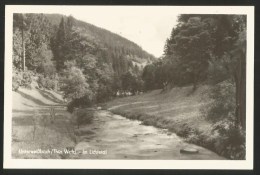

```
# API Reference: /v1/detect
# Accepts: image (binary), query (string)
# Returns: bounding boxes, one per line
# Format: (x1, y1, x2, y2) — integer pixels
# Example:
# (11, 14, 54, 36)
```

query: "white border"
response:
(4, 5, 254, 169)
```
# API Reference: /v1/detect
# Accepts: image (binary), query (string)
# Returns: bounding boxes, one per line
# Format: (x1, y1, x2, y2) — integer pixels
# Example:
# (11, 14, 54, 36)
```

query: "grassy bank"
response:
(12, 86, 83, 159)
(105, 85, 232, 159)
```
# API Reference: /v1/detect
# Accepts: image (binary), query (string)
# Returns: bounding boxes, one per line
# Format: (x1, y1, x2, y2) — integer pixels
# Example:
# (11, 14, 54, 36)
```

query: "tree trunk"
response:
(234, 51, 246, 130)
(239, 52, 246, 130)
(234, 74, 240, 128)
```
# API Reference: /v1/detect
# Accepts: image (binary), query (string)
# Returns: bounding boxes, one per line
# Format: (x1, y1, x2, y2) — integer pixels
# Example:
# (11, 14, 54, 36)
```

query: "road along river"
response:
(71, 110, 225, 160)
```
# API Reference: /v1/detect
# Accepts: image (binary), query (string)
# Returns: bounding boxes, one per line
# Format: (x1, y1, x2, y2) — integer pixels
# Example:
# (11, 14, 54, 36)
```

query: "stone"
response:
(180, 148, 199, 154)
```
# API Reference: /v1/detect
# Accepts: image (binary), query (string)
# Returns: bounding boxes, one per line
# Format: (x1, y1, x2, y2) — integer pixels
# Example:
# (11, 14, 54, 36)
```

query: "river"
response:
(72, 110, 225, 160)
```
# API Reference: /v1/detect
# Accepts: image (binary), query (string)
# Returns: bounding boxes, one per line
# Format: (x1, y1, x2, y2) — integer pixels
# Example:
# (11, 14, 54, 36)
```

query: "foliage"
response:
(142, 64, 157, 90)
(121, 71, 143, 94)
(207, 57, 229, 84)
(37, 58, 57, 78)
(95, 63, 115, 102)
(12, 67, 22, 91)
(13, 13, 151, 110)
(12, 28, 23, 69)
(12, 68, 33, 91)
(61, 66, 92, 102)
(67, 96, 93, 113)
(204, 81, 236, 122)
(165, 16, 214, 89)
(20, 71, 33, 88)
(211, 119, 245, 159)
(37, 75, 58, 90)
(201, 80, 245, 159)
(25, 14, 54, 71)
(144, 14, 246, 129)
(141, 14, 246, 159)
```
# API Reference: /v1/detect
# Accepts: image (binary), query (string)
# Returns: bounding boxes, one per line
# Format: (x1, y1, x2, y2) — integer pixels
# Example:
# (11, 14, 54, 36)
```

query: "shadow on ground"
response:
(17, 90, 48, 106)
(37, 89, 64, 104)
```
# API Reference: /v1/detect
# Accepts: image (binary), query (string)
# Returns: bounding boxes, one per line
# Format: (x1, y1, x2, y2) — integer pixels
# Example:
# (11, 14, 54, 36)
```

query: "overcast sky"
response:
(56, 6, 179, 57)
(10, 6, 251, 57)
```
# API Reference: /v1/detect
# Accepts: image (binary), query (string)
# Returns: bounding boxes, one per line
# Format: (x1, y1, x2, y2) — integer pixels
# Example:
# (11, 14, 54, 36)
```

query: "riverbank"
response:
(12, 86, 226, 160)
(11, 87, 225, 159)
(105, 85, 230, 159)
(72, 110, 224, 159)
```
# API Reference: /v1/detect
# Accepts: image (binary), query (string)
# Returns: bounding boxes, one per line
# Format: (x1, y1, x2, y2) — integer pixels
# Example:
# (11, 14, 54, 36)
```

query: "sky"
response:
(10, 6, 251, 57)
(56, 6, 179, 57)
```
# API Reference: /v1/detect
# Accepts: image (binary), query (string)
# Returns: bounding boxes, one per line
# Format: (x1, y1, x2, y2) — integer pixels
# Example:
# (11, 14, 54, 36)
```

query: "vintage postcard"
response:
(4, 5, 254, 169)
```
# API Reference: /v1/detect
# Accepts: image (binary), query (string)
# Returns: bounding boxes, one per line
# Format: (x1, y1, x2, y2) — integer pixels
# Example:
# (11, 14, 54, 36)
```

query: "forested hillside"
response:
(12, 13, 155, 111)
(45, 13, 155, 68)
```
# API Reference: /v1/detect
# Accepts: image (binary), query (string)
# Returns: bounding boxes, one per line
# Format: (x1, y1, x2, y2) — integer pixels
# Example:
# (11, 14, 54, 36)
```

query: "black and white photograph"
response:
(4, 5, 254, 169)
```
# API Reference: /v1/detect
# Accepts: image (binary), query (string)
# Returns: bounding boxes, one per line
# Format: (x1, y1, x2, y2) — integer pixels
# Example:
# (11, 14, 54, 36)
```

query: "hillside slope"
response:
(13, 86, 64, 111)
(12, 87, 76, 159)
(106, 85, 212, 133)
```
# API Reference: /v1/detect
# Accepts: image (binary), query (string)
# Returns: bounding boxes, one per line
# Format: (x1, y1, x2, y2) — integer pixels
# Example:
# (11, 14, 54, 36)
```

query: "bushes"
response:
(67, 96, 93, 113)
(37, 75, 57, 90)
(12, 69, 33, 91)
(211, 119, 245, 159)
(205, 81, 236, 122)
(21, 71, 33, 88)
(12, 68, 22, 91)
(12, 67, 58, 91)
(201, 81, 245, 159)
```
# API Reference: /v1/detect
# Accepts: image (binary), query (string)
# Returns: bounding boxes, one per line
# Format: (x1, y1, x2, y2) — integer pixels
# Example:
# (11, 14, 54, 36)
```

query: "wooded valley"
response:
(12, 13, 246, 160)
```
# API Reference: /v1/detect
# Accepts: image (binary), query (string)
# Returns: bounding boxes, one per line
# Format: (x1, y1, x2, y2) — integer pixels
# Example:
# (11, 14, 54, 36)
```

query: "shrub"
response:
(207, 58, 229, 84)
(212, 119, 245, 159)
(203, 81, 236, 122)
(201, 81, 245, 159)
(21, 71, 33, 88)
(37, 75, 57, 90)
(177, 123, 193, 138)
(12, 69, 33, 91)
(67, 96, 93, 113)
(12, 68, 22, 91)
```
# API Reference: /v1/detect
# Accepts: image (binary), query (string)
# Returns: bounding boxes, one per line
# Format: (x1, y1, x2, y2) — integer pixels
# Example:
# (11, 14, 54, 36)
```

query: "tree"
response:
(13, 28, 23, 70)
(121, 71, 139, 94)
(162, 15, 246, 129)
(61, 66, 92, 102)
(52, 17, 67, 71)
(13, 14, 28, 71)
(214, 16, 246, 129)
(13, 14, 55, 72)
(203, 15, 246, 129)
(96, 63, 115, 102)
(142, 64, 156, 91)
(170, 16, 213, 90)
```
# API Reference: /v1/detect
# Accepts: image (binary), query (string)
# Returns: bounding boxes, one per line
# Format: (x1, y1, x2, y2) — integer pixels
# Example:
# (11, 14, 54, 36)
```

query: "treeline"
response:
(142, 14, 246, 159)
(143, 14, 246, 128)
(12, 13, 153, 111)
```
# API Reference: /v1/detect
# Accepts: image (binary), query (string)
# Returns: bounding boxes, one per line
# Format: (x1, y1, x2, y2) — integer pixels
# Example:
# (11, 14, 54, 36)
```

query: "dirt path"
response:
(73, 110, 225, 160)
